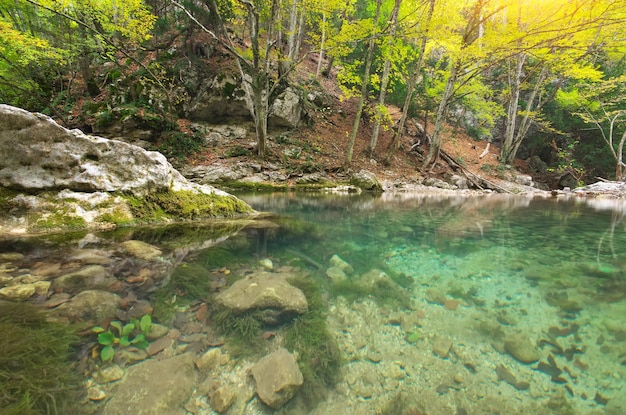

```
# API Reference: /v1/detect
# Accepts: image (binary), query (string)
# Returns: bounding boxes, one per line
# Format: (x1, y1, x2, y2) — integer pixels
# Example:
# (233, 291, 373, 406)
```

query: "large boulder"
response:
(251, 348, 303, 409)
(269, 87, 302, 128)
(350, 170, 383, 192)
(187, 74, 251, 123)
(0, 104, 230, 197)
(215, 271, 308, 324)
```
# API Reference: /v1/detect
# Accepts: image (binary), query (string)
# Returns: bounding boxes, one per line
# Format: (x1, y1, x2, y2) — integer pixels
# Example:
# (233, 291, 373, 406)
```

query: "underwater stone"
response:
(119, 240, 162, 260)
(52, 265, 114, 292)
(432, 338, 453, 358)
(326, 266, 347, 283)
(215, 271, 308, 322)
(251, 348, 303, 409)
(195, 347, 228, 371)
(103, 352, 197, 415)
(329, 254, 354, 274)
(208, 383, 236, 413)
(53, 290, 120, 323)
(504, 333, 540, 364)
(0, 283, 36, 300)
(93, 364, 124, 384)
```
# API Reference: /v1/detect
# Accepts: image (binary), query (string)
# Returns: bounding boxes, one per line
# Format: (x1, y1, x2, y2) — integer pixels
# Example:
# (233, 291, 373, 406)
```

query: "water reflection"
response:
(1, 193, 626, 414)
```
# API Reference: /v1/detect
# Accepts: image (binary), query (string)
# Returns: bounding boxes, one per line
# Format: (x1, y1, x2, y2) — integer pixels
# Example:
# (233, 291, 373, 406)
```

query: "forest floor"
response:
(187, 53, 540, 192)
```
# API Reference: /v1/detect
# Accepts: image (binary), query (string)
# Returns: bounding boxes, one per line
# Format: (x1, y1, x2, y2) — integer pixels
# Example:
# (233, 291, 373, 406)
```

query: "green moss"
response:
(222, 181, 290, 192)
(32, 210, 87, 231)
(125, 190, 253, 223)
(0, 303, 83, 415)
(96, 206, 134, 226)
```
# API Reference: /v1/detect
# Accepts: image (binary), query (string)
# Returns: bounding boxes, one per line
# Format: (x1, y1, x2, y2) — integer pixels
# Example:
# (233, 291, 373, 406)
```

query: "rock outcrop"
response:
(0, 105, 254, 234)
(0, 104, 229, 196)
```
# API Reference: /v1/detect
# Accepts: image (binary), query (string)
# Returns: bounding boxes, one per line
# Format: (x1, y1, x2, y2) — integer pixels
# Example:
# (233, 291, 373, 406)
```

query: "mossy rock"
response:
(125, 190, 254, 222)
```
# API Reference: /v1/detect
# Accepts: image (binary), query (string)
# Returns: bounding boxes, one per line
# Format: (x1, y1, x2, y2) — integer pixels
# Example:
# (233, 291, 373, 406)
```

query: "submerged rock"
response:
(215, 271, 308, 324)
(52, 290, 120, 323)
(251, 348, 303, 409)
(103, 353, 197, 415)
(119, 240, 163, 260)
(504, 333, 540, 364)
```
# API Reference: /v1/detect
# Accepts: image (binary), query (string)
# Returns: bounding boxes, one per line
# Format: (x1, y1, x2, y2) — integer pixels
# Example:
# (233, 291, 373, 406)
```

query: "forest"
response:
(2, 0, 626, 182)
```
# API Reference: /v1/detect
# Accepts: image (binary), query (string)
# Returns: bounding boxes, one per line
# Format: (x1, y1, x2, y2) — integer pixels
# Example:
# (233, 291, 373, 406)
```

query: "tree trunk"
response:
(386, 0, 434, 164)
(345, 0, 383, 167)
(422, 63, 458, 170)
(500, 53, 525, 164)
(316, 12, 327, 76)
(368, 0, 402, 158)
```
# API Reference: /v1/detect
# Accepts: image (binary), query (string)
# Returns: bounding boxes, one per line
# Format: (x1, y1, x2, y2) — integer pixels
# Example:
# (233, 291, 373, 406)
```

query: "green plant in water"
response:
(0, 302, 83, 415)
(405, 330, 421, 344)
(285, 277, 342, 407)
(92, 315, 152, 362)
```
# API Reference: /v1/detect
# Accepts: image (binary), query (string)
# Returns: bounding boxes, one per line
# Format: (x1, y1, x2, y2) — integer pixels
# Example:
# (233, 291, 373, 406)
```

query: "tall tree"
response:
(344, 0, 383, 166)
(0, 0, 156, 110)
(496, 0, 622, 165)
(385, 0, 434, 164)
(561, 75, 626, 180)
(367, 0, 401, 158)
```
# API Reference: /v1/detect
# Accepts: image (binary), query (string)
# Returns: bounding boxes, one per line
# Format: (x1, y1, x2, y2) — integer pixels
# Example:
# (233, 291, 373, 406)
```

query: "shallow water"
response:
(2, 192, 626, 414)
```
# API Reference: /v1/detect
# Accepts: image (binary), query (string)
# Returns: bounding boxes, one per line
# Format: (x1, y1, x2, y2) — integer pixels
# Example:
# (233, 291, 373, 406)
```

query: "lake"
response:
(1, 191, 625, 414)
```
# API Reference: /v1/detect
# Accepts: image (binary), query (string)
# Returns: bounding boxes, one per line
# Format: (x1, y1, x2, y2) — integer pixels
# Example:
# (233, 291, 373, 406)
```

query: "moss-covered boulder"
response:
(0, 105, 254, 235)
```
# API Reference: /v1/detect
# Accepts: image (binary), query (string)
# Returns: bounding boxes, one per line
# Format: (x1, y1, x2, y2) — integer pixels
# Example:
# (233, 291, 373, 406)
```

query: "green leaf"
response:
(92, 326, 105, 334)
(121, 323, 135, 337)
(140, 314, 152, 334)
(101, 345, 115, 362)
(131, 334, 149, 349)
(119, 336, 131, 347)
(98, 331, 115, 346)
(110, 321, 123, 335)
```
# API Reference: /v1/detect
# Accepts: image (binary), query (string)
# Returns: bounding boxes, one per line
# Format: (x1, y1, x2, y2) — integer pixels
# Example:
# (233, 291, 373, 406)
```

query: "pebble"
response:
(504, 333, 540, 363)
(433, 338, 453, 358)
(444, 299, 460, 310)
(93, 364, 124, 384)
(87, 387, 107, 401)
(425, 288, 447, 305)
(0, 283, 36, 300)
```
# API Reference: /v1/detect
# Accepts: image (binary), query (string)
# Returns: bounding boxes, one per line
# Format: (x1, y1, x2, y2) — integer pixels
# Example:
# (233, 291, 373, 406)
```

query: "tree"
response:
(0, 0, 156, 110)
(496, 0, 622, 165)
(367, 0, 401, 158)
(174, 0, 324, 158)
(385, 0, 434, 164)
(561, 75, 626, 180)
(344, 0, 383, 166)
(421, 0, 503, 170)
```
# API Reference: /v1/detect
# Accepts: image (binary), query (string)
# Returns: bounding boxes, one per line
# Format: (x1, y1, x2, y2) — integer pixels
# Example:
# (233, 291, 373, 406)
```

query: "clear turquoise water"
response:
(2, 192, 626, 414)
(231, 192, 626, 414)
